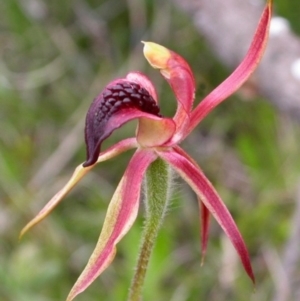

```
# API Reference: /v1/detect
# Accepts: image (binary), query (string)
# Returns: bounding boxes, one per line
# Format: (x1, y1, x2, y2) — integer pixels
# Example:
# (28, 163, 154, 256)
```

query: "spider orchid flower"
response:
(21, 1, 272, 300)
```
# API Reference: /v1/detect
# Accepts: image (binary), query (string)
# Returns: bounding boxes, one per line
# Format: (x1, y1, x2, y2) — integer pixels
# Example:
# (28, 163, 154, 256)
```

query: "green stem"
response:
(127, 158, 172, 301)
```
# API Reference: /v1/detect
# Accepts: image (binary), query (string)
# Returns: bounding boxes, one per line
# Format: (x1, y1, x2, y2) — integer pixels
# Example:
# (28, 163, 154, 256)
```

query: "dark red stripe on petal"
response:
(84, 80, 161, 167)
(200, 201, 210, 265)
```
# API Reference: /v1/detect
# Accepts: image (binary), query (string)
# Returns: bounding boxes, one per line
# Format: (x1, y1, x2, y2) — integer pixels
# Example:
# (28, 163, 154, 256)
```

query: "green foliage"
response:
(1, 0, 300, 301)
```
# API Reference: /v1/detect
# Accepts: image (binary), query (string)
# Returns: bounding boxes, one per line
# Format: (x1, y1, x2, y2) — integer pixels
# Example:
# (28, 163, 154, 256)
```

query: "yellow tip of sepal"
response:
(142, 41, 171, 70)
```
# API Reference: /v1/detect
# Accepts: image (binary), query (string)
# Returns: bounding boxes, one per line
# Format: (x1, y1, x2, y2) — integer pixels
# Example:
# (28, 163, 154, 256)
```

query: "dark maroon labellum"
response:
(83, 81, 161, 167)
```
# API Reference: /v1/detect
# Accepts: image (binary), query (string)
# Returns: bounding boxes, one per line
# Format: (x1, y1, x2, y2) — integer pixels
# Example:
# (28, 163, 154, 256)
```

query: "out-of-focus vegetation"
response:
(1, 0, 300, 301)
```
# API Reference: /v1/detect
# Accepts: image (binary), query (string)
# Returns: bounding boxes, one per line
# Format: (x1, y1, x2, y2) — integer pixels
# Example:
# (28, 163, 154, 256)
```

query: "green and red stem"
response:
(128, 158, 172, 301)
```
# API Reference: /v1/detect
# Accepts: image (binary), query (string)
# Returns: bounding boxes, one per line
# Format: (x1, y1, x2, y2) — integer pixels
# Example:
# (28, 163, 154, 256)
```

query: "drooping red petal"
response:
(158, 149, 254, 282)
(200, 200, 210, 265)
(66, 149, 157, 301)
(20, 138, 138, 238)
(84, 78, 162, 166)
(143, 42, 195, 142)
(186, 0, 272, 137)
(173, 146, 210, 263)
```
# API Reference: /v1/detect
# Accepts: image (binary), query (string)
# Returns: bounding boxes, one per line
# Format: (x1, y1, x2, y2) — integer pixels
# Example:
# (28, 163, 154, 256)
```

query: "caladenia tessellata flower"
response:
(20, 1, 272, 300)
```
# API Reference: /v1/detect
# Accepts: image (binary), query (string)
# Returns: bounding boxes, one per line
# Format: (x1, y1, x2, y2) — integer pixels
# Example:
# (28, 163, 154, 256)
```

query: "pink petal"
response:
(66, 149, 157, 301)
(143, 42, 195, 142)
(158, 149, 254, 282)
(187, 0, 272, 137)
(84, 79, 162, 166)
(20, 138, 138, 238)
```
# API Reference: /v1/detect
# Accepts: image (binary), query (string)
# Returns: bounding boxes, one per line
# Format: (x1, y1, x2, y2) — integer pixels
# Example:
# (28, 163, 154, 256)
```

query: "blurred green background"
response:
(1, 0, 300, 300)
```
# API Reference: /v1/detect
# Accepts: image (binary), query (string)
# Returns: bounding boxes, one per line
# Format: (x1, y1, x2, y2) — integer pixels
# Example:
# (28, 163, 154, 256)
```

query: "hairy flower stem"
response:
(128, 158, 172, 301)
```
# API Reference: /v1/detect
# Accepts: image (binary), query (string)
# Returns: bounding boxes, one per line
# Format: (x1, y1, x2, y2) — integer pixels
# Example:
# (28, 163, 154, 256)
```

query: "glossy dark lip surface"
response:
(83, 81, 161, 167)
